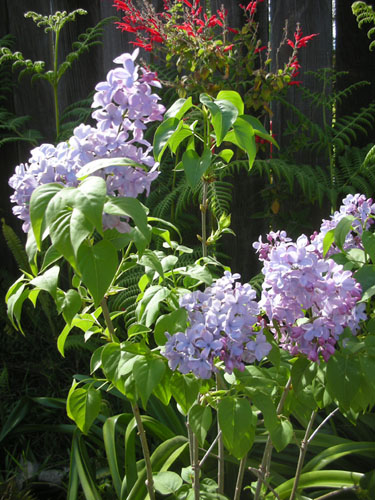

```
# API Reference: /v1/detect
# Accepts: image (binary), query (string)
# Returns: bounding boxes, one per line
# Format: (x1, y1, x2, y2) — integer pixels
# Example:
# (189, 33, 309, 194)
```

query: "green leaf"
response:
(216, 90, 244, 115)
(200, 93, 239, 146)
(7, 284, 29, 333)
(334, 215, 355, 250)
(171, 374, 200, 415)
(354, 264, 375, 293)
(103, 413, 133, 498)
(77, 240, 118, 307)
(101, 342, 144, 394)
(241, 115, 278, 148)
(133, 356, 166, 408)
(268, 470, 363, 499)
(362, 230, 375, 261)
(326, 353, 362, 410)
(168, 123, 194, 154)
(30, 265, 60, 299)
(232, 116, 257, 168)
(41, 245, 62, 272)
(269, 419, 293, 453)
(323, 229, 335, 257)
(154, 471, 183, 495)
(136, 286, 171, 327)
(218, 149, 234, 163)
(154, 308, 188, 346)
(154, 117, 180, 161)
(182, 147, 212, 189)
(126, 436, 188, 500)
(139, 249, 164, 278)
(189, 404, 212, 446)
(164, 97, 193, 120)
(71, 431, 102, 500)
(56, 289, 82, 325)
(77, 157, 147, 180)
(304, 441, 375, 473)
(212, 99, 239, 146)
(45, 189, 76, 266)
(218, 397, 255, 459)
(67, 382, 102, 434)
(104, 196, 150, 243)
(30, 183, 64, 249)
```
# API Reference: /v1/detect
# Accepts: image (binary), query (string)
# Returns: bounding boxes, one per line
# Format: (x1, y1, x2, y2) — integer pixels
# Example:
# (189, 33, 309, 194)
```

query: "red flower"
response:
(182, 0, 193, 7)
(223, 44, 234, 52)
(288, 80, 302, 86)
(255, 45, 267, 53)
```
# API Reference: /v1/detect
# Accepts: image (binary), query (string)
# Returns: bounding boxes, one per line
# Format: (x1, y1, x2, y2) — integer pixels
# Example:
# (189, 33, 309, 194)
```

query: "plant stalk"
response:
(216, 374, 224, 494)
(233, 455, 247, 500)
(289, 409, 317, 500)
(200, 179, 208, 258)
(132, 402, 156, 500)
(254, 377, 292, 500)
(100, 297, 115, 342)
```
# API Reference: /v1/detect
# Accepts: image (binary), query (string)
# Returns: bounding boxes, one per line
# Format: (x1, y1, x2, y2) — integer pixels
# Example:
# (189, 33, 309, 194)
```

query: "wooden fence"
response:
(1, 0, 375, 276)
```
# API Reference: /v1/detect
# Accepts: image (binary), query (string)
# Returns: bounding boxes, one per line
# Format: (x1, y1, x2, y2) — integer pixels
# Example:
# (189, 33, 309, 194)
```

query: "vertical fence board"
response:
(271, 0, 332, 165)
(336, 0, 375, 148)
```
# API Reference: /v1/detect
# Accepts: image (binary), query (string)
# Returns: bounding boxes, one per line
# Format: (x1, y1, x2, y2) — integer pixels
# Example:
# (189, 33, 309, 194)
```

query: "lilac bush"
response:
(162, 271, 272, 378)
(255, 226, 366, 362)
(310, 193, 375, 256)
(9, 48, 165, 232)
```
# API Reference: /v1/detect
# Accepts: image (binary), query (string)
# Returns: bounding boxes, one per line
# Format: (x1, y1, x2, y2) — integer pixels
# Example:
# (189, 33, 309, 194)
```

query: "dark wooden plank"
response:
(336, 0, 375, 147)
(270, 0, 332, 164)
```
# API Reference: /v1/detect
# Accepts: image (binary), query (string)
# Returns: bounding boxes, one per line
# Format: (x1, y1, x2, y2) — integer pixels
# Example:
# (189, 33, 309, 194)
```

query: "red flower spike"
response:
(223, 44, 234, 52)
(182, 0, 193, 7)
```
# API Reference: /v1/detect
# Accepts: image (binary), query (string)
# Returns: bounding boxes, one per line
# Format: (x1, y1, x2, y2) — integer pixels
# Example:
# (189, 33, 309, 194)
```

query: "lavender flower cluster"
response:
(9, 49, 165, 233)
(253, 194, 370, 362)
(310, 193, 375, 256)
(162, 271, 272, 379)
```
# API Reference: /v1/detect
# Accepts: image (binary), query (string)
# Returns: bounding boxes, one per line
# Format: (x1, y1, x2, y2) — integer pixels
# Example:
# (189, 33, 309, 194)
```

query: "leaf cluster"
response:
(352, 1, 375, 51)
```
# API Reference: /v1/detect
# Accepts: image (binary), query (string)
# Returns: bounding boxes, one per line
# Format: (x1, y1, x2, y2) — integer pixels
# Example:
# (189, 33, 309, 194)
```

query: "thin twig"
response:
(216, 374, 225, 494)
(308, 407, 340, 444)
(254, 377, 292, 500)
(289, 409, 317, 500)
(100, 297, 115, 342)
(199, 431, 222, 468)
(233, 455, 247, 500)
(315, 487, 357, 499)
(132, 403, 155, 500)
(249, 467, 281, 500)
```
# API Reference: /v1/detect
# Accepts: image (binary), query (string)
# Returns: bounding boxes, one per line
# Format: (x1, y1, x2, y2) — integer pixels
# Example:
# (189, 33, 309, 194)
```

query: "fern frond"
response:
(61, 17, 117, 80)
(352, 1, 375, 50)
(1, 220, 30, 272)
(208, 179, 233, 218)
(362, 144, 375, 169)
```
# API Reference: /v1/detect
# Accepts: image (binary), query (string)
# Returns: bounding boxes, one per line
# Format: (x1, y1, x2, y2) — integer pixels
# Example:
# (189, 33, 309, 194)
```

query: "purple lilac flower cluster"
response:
(310, 193, 375, 257)
(9, 48, 165, 232)
(255, 231, 366, 362)
(162, 271, 272, 379)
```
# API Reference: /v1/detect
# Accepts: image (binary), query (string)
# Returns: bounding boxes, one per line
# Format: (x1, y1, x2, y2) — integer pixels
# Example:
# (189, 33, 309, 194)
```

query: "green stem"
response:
(132, 402, 156, 500)
(187, 414, 200, 499)
(216, 374, 224, 494)
(254, 377, 292, 500)
(233, 455, 247, 500)
(289, 409, 317, 500)
(100, 297, 115, 342)
(53, 28, 61, 140)
(201, 179, 208, 258)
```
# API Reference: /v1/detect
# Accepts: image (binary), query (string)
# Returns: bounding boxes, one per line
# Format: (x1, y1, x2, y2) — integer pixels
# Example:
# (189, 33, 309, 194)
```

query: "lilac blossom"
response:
(256, 229, 366, 362)
(310, 193, 375, 257)
(9, 49, 165, 233)
(162, 272, 272, 379)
